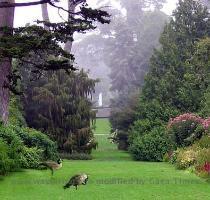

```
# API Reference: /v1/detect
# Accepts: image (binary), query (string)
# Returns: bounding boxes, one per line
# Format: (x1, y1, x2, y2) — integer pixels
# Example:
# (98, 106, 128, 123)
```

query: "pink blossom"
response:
(167, 113, 204, 129)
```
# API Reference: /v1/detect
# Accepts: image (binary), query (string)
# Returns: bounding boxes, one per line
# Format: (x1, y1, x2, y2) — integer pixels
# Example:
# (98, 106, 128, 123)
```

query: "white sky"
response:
(14, 0, 178, 27)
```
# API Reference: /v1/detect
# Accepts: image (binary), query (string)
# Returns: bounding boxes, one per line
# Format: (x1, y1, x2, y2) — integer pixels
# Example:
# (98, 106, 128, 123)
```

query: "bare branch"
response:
(0, 0, 51, 8)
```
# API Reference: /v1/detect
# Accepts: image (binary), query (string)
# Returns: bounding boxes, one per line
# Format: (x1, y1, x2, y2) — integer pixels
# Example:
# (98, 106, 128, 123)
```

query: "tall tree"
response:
(64, 0, 85, 52)
(0, 0, 15, 123)
(20, 0, 103, 153)
(23, 70, 98, 153)
(134, 0, 210, 129)
(128, 0, 210, 160)
(41, 3, 50, 30)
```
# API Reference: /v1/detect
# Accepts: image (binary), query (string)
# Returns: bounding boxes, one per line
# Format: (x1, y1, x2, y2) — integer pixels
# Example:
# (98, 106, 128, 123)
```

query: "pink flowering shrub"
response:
(202, 117, 210, 130)
(167, 113, 206, 147)
(168, 113, 210, 130)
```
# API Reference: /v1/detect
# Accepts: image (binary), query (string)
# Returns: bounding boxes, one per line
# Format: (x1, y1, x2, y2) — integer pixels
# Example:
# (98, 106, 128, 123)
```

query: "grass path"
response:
(1, 119, 210, 199)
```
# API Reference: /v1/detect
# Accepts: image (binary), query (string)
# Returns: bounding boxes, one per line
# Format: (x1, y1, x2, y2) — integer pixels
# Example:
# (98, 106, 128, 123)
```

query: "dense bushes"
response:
(0, 139, 22, 175)
(14, 126, 57, 160)
(0, 124, 58, 175)
(166, 127, 210, 179)
(126, 0, 210, 164)
(129, 127, 171, 161)
(20, 147, 43, 169)
(60, 152, 93, 160)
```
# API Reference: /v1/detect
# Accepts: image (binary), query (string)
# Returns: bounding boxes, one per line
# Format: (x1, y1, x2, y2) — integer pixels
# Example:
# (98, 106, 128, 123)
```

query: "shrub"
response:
(117, 131, 129, 150)
(0, 139, 22, 175)
(196, 148, 210, 168)
(163, 151, 174, 162)
(167, 118, 205, 148)
(129, 126, 171, 161)
(195, 148, 210, 179)
(167, 113, 204, 129)
(0, 139, 11, 175)
(175, 147, 198, 170)
(129, 119, 163, 139)
(109, 130, 129, 150)
(59, 152, 92, 160)
(196, 135, 210, 149)
(169, 150, 179, 164)
(0, 124, 58, 174)
(20, 147, 43, 169)
(13, 126, 58, 160)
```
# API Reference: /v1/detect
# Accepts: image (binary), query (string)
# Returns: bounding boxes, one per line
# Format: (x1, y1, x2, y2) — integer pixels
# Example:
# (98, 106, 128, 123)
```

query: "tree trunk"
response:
(0, 0, 15, 124)
(64, 0, 78, 52)
(41, 3, 50, 30)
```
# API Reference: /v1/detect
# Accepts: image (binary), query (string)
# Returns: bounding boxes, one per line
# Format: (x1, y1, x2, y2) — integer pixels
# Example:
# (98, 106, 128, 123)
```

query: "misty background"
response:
(14, 0, 178, 107)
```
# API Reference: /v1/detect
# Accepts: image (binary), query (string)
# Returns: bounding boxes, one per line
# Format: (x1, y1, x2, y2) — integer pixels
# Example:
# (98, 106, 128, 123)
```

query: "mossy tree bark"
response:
(0, 0, 15, 123)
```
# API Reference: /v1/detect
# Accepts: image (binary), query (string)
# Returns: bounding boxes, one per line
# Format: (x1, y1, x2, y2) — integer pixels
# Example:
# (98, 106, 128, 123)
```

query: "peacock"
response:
(63, 173, 89, 190)
(39, 158, 62, 175)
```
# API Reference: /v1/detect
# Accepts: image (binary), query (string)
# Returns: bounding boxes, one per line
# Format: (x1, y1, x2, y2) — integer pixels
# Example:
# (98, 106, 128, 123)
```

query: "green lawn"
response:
(94, 118, 111, 134)
(1, 119, 210, 200)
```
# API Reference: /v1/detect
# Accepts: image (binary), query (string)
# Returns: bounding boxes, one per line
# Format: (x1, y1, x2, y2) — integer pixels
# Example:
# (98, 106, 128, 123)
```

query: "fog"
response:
(13, 0, 178, 107)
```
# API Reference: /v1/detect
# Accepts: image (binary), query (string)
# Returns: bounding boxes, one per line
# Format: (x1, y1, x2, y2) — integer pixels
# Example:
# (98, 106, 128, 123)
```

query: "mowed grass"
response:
(94, 118, 111, 134)
(1, 119, 210, 200)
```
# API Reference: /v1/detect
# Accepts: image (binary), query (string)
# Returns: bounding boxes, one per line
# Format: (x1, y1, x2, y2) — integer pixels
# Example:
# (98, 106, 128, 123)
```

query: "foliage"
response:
(175, 147, 198, 170)
(194, 147, 210, 179)
(167, 119, 205, 148)
(1, 134, 210, 200)
(169, 135, 210, 179)
(60, 152, 93, 160)
(23, 70, 97, 154)
(75, 0, 168, 150)
(0, 138, 21, 175)
(102, 2, 167, 94)
(129, 126, 171, 161)
(129, 0, 210, 161)
(167, 113, 204, 129)
(109, 92, 139, 150)
(8, 96, 26, 127)
(129, 119, 164, 141)
(13, 126, 58, 160)
(167, 113, 210, 148)
(0, 123, 57, 174)
(19, 147, 43, 169)
(136, 0, 210, 120)
(196, 135, 210, 149)
(0, 2, 110, 93)
(73, 1, 167, 105)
